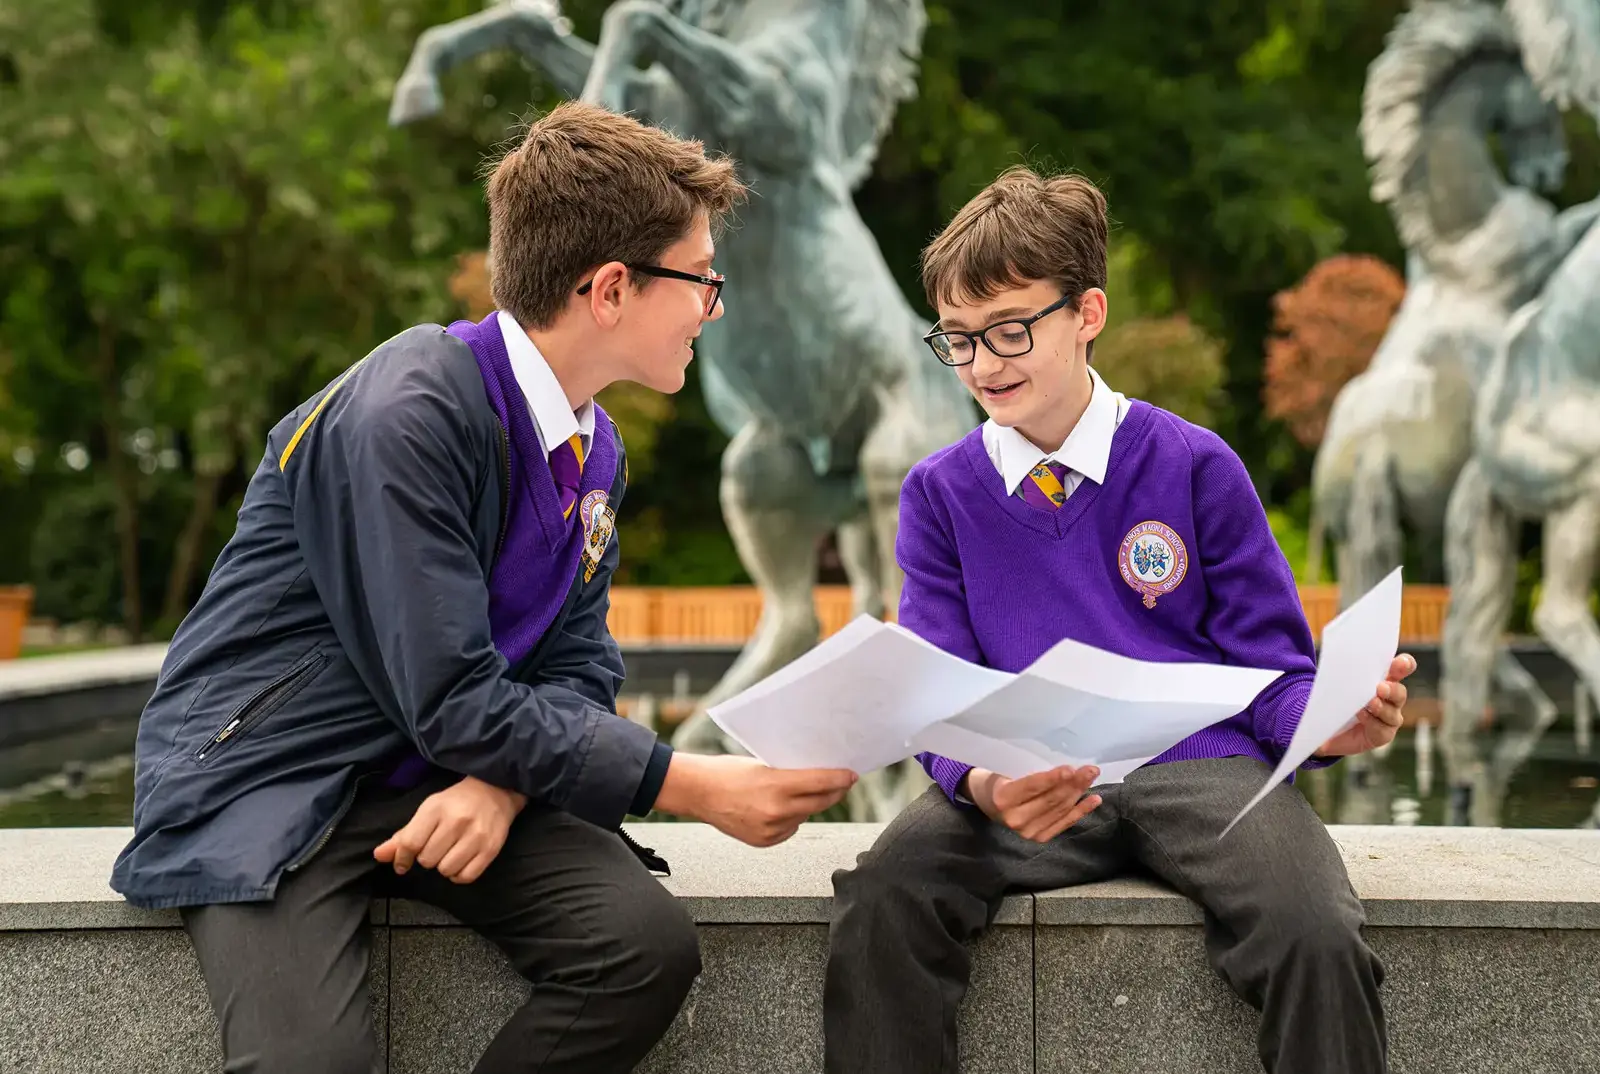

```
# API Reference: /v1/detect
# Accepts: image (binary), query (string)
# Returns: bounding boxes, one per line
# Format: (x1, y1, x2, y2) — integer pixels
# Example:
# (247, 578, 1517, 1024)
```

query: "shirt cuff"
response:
(628, 740, 674, 817)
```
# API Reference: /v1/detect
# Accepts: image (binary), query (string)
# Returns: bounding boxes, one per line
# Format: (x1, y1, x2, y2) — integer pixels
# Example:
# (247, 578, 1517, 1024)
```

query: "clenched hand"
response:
(374, 775, 526, 884)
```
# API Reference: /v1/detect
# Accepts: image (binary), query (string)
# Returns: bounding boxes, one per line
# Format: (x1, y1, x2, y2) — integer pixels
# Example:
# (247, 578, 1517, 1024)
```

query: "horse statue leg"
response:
(390, 2, 598, 125)
(1524, 491, 1600, 786)
(1335, 442, 1406, 799)
(841, 365, 972, 822)
(670, 420, 856, 754)
(833, 503, 930, 820)
(1439, 459, 1519, 825)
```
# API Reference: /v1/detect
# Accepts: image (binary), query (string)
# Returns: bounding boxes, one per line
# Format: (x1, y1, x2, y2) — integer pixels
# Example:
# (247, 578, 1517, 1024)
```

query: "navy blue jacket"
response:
(110, 326, 668, 909)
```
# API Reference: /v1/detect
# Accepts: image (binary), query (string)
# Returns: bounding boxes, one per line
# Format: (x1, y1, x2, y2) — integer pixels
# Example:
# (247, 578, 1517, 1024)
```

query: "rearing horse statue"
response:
(1440, 0, 1600, 825)
(1311, 0, 1579, 817)
(390, 0, 978, 820)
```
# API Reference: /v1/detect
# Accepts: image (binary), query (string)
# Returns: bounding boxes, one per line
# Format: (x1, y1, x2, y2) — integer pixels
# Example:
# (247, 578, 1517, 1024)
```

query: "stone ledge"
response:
(6, 822, 1600, 1074)
(0, 645, 168, 702)
(7, 823, 1597, 930)
(1035, 824, 1600, 928)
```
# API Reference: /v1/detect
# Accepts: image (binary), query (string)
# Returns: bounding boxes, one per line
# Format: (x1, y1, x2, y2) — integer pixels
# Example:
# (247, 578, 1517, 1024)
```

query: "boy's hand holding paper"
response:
(1313, 653, 1415, 758)
(1220, 567, 1408, 837)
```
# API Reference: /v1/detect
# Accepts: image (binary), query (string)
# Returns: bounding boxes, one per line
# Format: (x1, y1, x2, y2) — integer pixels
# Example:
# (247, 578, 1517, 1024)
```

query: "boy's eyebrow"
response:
(941, 306, 1033, 330)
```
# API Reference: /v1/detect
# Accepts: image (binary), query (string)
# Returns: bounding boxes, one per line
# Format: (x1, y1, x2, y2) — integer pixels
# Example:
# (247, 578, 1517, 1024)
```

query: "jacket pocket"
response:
(194, 650, 331, 764)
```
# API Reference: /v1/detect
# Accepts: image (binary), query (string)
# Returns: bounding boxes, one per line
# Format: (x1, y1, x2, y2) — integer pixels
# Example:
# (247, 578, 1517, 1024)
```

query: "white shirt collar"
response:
(495, 310, 595, 455)
(983, 366, 1126, 495)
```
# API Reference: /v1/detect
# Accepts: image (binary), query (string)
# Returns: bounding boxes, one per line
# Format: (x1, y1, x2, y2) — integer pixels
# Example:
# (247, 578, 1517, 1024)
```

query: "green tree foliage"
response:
(0, 0, 539, 633)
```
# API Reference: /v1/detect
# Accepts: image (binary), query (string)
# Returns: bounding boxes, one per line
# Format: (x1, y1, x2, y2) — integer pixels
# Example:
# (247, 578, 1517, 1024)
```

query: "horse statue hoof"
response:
(389, 74, 444, 126)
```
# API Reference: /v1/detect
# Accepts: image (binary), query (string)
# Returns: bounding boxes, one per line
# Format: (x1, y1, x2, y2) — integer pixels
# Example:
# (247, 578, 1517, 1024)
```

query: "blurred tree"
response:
(1261, 253, 1406, 448)
(0, 0, 527, 634)
(1093, 314, 1227, 429)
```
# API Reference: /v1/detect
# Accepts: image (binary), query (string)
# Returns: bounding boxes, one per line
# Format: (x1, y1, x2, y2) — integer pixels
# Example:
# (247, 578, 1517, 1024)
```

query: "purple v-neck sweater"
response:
(447, 313, 617, 666)
(901, 400, 1325, 802)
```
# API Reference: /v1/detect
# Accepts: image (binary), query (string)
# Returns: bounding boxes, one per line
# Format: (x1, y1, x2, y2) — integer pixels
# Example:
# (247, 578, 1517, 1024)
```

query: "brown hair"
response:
(920, 165, 1109, 355)
(484, 101, 747, 328)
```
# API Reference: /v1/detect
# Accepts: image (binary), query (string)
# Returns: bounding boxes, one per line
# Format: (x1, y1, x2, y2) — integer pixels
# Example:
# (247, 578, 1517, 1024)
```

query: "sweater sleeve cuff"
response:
(1259, 677, 1339, 771)
(628, 740, 674, 817)
(920, 753, 976, 806)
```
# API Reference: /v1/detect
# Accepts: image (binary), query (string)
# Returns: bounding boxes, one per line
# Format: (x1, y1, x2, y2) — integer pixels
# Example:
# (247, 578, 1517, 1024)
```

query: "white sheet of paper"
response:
(1220, 566, 1405, 839)
(938, 637, 1284, 780)
(708, 617, 1009, 773)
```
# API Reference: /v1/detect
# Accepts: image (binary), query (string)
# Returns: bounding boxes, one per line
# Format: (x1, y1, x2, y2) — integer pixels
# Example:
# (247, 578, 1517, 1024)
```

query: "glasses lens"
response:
(983, 322, 1033, 356)
(928, 333, 969, 365)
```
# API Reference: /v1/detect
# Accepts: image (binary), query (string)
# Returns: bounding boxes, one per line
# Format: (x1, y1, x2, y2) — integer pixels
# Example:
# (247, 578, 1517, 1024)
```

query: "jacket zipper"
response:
(284, 775, 363, 873)
(194, 652, 329, 763)
(493, 419, 511, 565)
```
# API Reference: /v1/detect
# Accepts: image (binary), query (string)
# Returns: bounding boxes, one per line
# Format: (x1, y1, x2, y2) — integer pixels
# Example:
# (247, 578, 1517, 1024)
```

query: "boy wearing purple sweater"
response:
(823, 166, 1415, 1074)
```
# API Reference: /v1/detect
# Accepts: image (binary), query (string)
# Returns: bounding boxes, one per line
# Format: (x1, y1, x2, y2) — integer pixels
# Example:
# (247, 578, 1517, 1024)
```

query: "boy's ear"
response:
(584, 260, 632, 328)
(1077, 287, 1108, 343)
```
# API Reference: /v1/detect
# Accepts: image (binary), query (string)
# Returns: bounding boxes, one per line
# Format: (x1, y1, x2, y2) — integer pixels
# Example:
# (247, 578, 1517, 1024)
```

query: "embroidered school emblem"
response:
(1118, 521, 1188, 609)
(579, 490, 616, 583)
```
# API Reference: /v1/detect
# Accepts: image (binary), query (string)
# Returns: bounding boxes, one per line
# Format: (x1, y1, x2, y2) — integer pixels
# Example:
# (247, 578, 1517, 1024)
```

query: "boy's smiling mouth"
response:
(979, 380, 1024, 401)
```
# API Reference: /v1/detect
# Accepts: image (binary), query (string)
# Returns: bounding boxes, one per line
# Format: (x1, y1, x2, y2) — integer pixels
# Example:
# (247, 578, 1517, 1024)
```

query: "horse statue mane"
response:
(835, 0, 925, 188)
(1359, 0, 1564, 260)
(1507, 0, 1600, 115)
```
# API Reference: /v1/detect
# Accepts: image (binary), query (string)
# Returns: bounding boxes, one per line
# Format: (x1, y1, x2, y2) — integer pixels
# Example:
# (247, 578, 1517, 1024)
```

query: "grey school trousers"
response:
(824, 756, 1385, 1074)
(181, 771, 699, 1074)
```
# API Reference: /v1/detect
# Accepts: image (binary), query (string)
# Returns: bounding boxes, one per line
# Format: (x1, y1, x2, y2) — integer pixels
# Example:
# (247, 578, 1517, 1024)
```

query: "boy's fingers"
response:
(1033, 794, 1102, 842)
(996, 766, 1086, 810)
(383, 813, 439, 874)
(775, 768, 859, 795)
(455, 852, 495, 885)
(436, 840, 478, 880)
(1007, 774, 1095, 831)
(415, 820, 467, 871)
(790, 787, 854, 813)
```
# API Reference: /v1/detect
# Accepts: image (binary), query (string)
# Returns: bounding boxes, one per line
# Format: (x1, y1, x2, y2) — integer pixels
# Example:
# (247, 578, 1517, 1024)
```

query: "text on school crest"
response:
(1118, 520, 1188, 609)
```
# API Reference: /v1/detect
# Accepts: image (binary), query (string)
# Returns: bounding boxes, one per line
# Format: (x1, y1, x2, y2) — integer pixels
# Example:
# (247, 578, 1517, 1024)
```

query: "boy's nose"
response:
(970, 345, 1006, 379)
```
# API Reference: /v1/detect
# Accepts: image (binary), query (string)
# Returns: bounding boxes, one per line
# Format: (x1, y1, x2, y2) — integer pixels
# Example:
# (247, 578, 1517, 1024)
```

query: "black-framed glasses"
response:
(922, 294, 1074, 366)
(577, 264, 725, 316)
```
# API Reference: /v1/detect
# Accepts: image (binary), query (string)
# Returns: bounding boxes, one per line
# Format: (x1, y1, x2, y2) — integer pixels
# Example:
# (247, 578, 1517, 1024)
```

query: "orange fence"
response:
(0, 586, 32, 660)
(607, 584, 1454, 647)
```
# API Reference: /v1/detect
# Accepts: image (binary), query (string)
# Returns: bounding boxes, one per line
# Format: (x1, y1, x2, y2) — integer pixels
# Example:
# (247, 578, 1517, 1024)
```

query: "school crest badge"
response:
(579, 489, 616, 583)
(1118, 520, 1188, 608)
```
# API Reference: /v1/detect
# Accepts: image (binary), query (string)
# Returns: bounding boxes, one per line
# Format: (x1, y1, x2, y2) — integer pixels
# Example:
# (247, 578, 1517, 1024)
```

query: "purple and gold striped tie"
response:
(550, 432, 585, 520)
(1020, 460, 1068, 511)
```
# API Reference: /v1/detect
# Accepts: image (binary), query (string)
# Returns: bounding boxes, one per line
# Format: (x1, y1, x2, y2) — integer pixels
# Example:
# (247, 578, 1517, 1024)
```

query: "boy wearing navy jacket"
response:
(111, 103, 857, 1074)
(823, 166, 1414, 1074)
